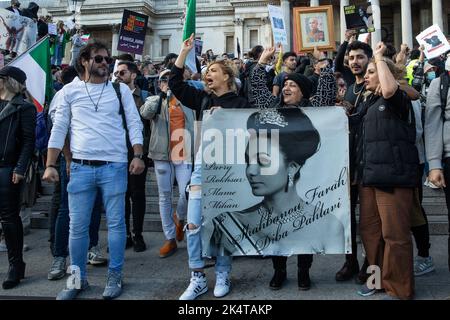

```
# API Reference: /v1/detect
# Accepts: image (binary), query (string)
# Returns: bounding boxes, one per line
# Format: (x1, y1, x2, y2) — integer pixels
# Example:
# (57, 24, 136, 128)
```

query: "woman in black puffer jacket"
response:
(352, 43, 419, 300)
(0, 66, 36, 290)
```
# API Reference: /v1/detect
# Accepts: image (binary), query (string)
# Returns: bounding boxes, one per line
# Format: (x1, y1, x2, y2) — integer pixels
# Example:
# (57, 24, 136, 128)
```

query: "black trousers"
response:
(125, 158, 148, 236)
(272, 254, 313, 271)
(48, 156, 61, 255)
(411, 164, 431, 257)
(0, 167, 24, 266)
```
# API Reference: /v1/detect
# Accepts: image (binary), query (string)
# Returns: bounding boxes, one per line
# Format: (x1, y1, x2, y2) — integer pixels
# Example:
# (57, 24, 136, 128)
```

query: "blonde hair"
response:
(3, 76, 26, 95)
(204, 59, 238, 92)
(369, 57, 406, 80)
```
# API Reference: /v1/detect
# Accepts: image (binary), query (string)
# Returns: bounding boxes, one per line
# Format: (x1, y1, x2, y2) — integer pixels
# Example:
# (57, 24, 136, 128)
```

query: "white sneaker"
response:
(414, 256, 435, 276)
(179, 271, 208, 300)
(214, 271, 231, 298)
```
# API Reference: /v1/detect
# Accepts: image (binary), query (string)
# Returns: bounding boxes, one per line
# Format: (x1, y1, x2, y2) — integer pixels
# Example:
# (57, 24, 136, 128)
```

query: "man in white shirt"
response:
(43, 41, 145, 300)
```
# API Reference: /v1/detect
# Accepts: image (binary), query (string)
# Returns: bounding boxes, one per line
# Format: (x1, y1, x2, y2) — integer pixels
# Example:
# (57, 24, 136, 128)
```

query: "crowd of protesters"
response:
(0, 6, 450, 300)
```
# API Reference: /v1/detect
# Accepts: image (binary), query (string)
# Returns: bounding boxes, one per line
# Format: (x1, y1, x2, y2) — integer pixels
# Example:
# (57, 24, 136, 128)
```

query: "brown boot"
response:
(159, 239, 177, 258)
(173, 213, 185, 242)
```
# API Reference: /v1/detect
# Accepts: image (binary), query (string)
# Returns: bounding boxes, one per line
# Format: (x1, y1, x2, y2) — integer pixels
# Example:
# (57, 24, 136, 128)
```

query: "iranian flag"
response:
(183, 0, 197, 73)
(10, 36, 52, 112)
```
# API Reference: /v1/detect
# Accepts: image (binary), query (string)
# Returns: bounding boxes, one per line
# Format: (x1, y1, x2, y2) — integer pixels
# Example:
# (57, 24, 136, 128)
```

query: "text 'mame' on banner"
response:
(268, 5, 288, 46)
(0, 8, 37, 55)
(200, 107, 351, 257)
(117, 9, 149, 55)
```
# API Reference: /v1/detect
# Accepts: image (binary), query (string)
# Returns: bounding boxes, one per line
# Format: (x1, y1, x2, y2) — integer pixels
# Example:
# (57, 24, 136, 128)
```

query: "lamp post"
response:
(67, 0, 85, 28)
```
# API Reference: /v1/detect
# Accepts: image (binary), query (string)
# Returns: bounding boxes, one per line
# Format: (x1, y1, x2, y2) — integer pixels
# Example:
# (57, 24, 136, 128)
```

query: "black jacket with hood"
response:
(0, 95, 36, 176)
(169, 65, 250, 120)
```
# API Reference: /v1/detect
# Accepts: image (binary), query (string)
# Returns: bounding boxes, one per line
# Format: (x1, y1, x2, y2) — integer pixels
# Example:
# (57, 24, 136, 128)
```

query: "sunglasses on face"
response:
(114, 70, 129, 77)
(91, 55, 113, 64)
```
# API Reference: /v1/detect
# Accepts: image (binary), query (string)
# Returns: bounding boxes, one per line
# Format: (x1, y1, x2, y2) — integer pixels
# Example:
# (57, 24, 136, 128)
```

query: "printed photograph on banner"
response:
(293, 5, 335, 52)
(200, 108, 351, 257)
(416, 25, 450, 59)
(0, 8, 37, 55)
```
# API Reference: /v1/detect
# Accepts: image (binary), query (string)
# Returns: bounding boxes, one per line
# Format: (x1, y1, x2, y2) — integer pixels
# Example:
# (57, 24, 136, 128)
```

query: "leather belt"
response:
(72, 158, 110, 166)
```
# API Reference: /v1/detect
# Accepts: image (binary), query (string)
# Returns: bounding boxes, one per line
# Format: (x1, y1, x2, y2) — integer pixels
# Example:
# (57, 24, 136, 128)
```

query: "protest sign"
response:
(117, 9, 149, 55)
(268, 5, 288, 46)
(0, 8, 37, 55)
(344, 3, 375, 33)
(416, 25, 450, 59)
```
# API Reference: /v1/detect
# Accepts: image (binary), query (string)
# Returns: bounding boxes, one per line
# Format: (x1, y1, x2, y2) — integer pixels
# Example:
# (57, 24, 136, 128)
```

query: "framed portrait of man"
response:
(293, 5, 335, 53)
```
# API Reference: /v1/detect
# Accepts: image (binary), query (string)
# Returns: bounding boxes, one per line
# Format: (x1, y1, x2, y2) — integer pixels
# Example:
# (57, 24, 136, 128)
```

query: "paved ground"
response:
(0, 229, 449, 300)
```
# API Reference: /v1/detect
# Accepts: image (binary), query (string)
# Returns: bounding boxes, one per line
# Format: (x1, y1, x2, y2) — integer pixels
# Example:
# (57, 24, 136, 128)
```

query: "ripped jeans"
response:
(186, 155, 232, 272)
(154, 160, 192, 240)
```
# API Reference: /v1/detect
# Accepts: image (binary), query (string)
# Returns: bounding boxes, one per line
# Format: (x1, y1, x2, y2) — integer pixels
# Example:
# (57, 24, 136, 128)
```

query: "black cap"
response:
(283, 73, 312, 100)
(0, 66, 27, 85)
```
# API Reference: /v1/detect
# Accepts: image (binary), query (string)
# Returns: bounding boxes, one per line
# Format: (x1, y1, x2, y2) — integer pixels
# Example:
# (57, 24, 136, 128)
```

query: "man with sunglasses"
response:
(43, 41, 145, 300)
(115, 61, 149, 253)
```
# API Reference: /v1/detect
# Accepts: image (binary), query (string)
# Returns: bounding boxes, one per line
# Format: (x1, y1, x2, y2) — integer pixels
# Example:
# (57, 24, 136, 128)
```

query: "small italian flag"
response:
(10, 36, 53, 112)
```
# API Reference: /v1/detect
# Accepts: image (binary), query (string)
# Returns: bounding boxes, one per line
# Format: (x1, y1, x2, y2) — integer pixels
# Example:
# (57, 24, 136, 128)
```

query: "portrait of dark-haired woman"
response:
(209, 108, 345, 290)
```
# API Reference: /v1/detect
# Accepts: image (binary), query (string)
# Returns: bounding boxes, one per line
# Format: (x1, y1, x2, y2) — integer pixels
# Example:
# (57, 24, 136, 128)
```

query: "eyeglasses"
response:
(159, 76, 168, 82)
(114, 70, 129, 77)
(91, 55, 113, 64)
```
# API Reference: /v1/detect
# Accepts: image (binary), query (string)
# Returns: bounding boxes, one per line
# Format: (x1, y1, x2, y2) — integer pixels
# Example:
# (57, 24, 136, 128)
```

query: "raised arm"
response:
(169, 33, 206, 111)
(310, 62, 336, 107)
(373, 42, 398, 99)
(335, 30, 354, 73)
(250, 47, 279, 109)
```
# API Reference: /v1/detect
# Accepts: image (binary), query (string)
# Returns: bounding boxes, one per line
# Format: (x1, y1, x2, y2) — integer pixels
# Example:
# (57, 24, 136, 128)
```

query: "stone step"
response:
(29, 211, 448, 234)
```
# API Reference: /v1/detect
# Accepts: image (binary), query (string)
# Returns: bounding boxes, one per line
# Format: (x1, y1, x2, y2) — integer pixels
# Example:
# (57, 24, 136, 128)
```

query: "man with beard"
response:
(115, 61, 149, 252)
(335, 40, 373, 284)
(43, 41, 145, 300)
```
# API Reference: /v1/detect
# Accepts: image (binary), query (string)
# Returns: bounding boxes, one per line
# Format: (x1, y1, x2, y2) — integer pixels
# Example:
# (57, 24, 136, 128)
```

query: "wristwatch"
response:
(133, 154, 144, 160)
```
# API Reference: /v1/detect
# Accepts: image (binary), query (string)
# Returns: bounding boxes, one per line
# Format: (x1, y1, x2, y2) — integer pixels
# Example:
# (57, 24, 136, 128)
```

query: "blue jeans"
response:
(186, 152, 232, 272)
(51, 43, 63, 66)
(67, 162, 127, 280)
(53, 156, 103, 258)
(154, 160, 192, 240)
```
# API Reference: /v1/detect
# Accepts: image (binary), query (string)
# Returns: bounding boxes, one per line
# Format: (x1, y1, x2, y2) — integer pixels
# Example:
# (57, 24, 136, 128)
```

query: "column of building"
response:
(432, 0, 443, 31)
(401, 0, 413, 48)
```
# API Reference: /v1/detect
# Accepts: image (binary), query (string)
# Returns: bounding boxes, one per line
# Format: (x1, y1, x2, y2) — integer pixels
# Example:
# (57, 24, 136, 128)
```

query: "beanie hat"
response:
(0, 66, 27, 85)
(283, 73, 312, 100)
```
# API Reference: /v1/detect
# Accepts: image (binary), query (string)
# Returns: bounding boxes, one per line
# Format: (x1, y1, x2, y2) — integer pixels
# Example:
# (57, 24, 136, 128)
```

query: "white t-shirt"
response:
(48, 79, 143, 163)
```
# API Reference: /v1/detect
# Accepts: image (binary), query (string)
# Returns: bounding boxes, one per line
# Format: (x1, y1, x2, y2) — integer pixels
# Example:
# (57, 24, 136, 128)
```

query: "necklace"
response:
(84, 81, 107, 112)
(353, 82, 364, 95)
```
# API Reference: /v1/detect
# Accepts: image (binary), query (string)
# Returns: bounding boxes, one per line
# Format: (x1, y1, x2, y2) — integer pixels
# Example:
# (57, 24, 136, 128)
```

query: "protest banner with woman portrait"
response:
(200, 107, 351, 257)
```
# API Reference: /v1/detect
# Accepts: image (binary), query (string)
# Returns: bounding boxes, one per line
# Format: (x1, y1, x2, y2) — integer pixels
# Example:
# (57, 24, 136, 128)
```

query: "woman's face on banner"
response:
(245, 134, 289, 197)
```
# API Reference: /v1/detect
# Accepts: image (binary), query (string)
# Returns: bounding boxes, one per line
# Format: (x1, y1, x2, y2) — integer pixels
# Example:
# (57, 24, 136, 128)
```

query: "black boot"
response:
(355, 257, 370, 285)
(133, 234, 147, 252)
(298, 268, 311, 291)
(269, 269, 286, 290)
(2, 261, 25, 289)
(335, 255, 360, 281)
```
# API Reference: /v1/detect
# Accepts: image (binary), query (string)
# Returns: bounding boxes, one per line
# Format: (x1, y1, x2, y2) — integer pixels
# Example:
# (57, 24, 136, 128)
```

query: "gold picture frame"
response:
(293, 5, 335, 53)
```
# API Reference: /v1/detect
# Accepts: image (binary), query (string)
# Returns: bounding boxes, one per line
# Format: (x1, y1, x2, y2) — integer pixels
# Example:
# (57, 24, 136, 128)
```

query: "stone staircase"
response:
(31, 169, 449, 234)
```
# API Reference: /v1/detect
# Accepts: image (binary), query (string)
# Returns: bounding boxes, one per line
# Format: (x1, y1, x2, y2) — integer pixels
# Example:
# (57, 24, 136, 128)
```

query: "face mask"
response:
(426, 71, 436, 81)
(445, 56, 450, 71)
